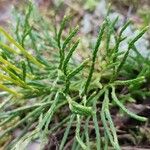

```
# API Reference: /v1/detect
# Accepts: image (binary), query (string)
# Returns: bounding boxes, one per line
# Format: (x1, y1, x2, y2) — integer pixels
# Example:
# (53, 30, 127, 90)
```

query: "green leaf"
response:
(67, 95, 93, 116)
(111, 86, 147, 121)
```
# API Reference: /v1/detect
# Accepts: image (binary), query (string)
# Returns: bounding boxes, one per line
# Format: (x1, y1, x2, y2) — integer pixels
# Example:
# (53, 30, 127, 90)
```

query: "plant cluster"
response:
(0, 3, 149, 150)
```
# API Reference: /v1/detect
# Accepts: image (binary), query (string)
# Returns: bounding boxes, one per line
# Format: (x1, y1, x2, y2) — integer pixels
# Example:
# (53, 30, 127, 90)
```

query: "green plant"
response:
(84, 0, 98, 11)
(139, 8, 150, 27)
(0, 2, 149, 150)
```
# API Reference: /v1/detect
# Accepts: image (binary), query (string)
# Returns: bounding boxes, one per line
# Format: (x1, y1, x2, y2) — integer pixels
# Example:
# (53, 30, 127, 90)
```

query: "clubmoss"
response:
(0, 2, 149, 150)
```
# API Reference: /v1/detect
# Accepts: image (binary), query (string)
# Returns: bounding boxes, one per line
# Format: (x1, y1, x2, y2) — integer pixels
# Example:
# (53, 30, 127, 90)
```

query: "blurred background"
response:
(1, 0, 149, 57)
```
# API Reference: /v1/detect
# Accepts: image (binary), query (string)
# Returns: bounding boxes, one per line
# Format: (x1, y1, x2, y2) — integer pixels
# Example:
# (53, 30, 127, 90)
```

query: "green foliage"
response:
(139, 8, 150, 27)
(84, 0, 98, 11)
(0, 2, 149, 150)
